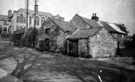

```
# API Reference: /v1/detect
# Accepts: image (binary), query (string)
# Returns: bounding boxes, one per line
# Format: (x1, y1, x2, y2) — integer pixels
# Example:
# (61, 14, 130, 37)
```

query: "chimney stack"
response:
(91, 13, 99, 21)
(8, 10, 12, 18)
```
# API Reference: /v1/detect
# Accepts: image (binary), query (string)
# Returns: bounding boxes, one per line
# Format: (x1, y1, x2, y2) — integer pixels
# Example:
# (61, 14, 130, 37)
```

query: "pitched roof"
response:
(79, 15, 101, 28)
(50, 18, 77, 33)
(99, 21, 126, 34)
(0, 15, 8, 21)
(68, 28, 101, 39)
(71, 14, 101, 29)
(99, 21, 117, 32)
(17, 8, 53, 17)
(108, 23, 126, 34)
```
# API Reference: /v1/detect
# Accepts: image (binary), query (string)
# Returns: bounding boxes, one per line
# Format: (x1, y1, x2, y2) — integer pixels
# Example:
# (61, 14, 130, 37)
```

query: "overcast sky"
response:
(0, 0, 135, 35)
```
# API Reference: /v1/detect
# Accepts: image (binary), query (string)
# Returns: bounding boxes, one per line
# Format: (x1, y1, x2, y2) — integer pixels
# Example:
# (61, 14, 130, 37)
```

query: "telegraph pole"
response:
(33, 0, 38, 48)
(25, 0, 29, 35)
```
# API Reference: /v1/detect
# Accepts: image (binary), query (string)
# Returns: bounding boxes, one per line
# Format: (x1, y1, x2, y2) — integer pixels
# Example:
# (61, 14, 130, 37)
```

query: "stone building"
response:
(100, 21, 128, 49)
(37, 17, 77, 52)
(67, 14, 127, 58)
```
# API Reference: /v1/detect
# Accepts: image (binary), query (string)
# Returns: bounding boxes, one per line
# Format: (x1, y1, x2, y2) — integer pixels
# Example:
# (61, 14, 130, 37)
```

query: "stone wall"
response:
(70, 15, 88, 29)
(89, 28, 117, 58)
(56, 30, 65, 52)
(78, 39, 88, 56)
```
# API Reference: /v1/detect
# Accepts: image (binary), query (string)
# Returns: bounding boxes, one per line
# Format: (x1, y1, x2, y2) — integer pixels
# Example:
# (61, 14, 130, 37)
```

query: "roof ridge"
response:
(17, 8, 53, 16)
(77, 14, 93, 28)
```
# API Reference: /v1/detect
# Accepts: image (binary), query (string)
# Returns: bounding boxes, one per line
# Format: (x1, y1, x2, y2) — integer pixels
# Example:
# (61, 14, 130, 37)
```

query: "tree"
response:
(116, 24, 128, 33)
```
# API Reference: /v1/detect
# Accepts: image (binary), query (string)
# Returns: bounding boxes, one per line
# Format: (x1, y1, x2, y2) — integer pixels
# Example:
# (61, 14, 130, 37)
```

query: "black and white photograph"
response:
(0, 0, 135, 82)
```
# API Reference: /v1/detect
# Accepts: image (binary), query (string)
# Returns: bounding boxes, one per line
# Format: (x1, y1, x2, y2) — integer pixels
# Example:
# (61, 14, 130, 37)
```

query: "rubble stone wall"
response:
(78, 39, 87, 56)
(56, 30, 65, 52)
(89, 28, 117, 58)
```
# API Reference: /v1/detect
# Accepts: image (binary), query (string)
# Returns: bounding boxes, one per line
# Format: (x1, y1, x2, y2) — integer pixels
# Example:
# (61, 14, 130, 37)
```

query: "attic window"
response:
(45, 28, 50, 34)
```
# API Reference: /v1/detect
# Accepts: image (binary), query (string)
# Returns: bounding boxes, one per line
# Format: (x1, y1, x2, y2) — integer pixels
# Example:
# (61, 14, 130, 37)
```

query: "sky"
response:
(0, 0, 135, 35)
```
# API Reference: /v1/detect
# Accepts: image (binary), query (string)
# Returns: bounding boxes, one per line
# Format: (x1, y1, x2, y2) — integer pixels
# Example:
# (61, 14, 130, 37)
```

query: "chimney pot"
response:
(93, 13, 95, 16)
(95, 13, 96, 16)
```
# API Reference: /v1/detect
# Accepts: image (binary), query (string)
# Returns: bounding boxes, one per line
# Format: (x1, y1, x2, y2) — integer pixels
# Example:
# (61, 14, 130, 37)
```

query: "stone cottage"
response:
(37, 17, 77, 52)
(100, 21, 128, 49)
(67, 13, 127, 58)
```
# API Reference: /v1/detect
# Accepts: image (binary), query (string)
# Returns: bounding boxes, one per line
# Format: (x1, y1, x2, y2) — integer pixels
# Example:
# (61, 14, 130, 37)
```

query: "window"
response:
(17, 16, 19, 23)
(29, 17, 32, 25)
(24, 17, 26, 23)
(20, 14, 23, 23)
(4, 20, 8, 25)
(45, 28, 50, 34)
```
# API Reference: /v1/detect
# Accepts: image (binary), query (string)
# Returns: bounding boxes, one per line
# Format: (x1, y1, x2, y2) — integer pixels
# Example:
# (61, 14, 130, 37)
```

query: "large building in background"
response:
(0, 15, 11, 34)
(8, 8, 64, 34)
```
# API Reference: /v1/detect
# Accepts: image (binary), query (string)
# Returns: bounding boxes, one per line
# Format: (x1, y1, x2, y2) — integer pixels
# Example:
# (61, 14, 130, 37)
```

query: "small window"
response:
(45, 28, 50, 34)
(17, 16, 19, 23)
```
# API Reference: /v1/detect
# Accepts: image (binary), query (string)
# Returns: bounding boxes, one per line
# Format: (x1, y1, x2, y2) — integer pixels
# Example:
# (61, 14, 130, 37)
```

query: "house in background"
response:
(100, 21, 128, 49)
(8, 8, 54, 34)
(0, 15, 11, 35)
(67, 13, 127, 58)
(36, 17, 77, 52)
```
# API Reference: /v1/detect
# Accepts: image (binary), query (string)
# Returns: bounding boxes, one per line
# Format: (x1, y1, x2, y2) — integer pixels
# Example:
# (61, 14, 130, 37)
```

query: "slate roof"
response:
(0, 15, 8, 21)
(99, 21, 126, 34)
(50, 18, 77, 33)
(68, 28, 101, 39)
(99, 21, 117, 33)
(79, 15, 101, 28)
(71, 14, 101, 29)
(108, 23, 126, 34)
(17, 8, 53, 17)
